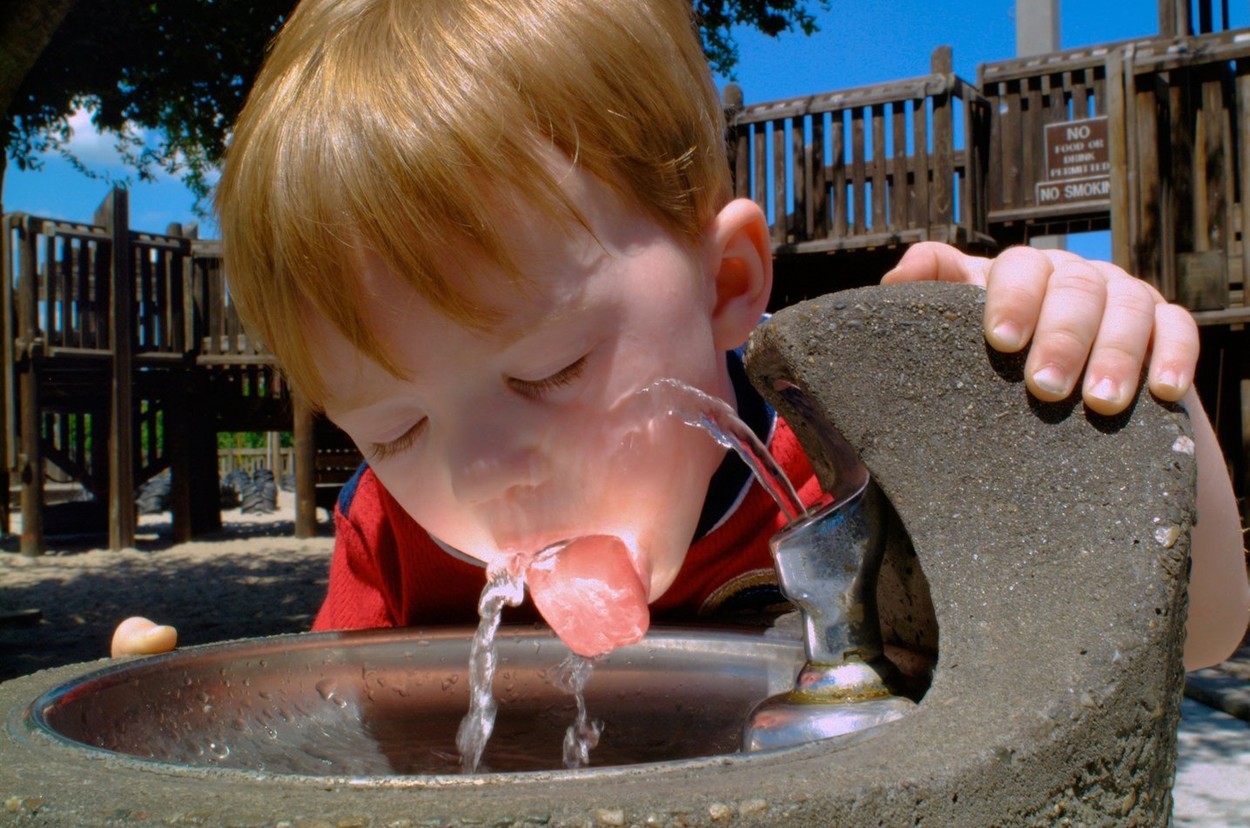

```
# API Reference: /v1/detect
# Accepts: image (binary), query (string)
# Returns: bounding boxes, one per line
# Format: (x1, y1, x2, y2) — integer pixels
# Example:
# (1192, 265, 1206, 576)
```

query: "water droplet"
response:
(208, 741, 230, 759)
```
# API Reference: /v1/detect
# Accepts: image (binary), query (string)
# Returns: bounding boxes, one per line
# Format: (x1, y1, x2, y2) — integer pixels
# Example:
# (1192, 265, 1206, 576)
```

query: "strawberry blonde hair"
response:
(215, 0, 731, 406)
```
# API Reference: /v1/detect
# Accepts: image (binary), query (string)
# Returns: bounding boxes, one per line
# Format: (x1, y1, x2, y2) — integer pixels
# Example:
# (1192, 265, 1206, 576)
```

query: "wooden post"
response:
(16, 217, 43, 556)
(168, 372, 193, 544)
(931, 46, 955, 235)
(1237, 60, 1250, 302)
(1123, 45, 1142, 276)
(1107, 48, 1132, 268)
(1158, 0, 1192, 38)
(723, 84, 747, 198)
(293, 395, 317, 538)
(165, 222, 191, 542)
(0, 216, 14, 539)
(96, 188, 135, 550)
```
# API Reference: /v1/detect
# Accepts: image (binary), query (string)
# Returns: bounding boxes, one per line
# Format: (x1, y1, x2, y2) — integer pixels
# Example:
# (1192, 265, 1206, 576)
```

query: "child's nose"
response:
(445, 418, 545, 505)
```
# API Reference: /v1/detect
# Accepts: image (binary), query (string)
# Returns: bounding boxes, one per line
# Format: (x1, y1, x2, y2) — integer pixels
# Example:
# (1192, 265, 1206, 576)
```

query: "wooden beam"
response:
(1237, 60, 1250, 302)
(96, 188, 136, 551)
(16, 218, 43, 555)
(1107, 48, 1131, 268)
(294, 396, 317, 539)
(931, 46, 954, 227)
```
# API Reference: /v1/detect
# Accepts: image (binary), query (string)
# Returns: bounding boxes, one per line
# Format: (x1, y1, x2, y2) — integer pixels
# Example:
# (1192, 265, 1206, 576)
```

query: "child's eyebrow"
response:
(492, 299, 587, 348)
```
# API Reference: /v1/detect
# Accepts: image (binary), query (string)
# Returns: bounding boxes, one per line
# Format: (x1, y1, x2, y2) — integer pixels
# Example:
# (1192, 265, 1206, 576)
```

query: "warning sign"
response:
(1035, 116, 1111, 207)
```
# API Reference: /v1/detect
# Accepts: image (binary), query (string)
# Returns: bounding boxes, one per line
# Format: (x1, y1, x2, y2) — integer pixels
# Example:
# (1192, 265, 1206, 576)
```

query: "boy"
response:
(115, 0, 1247, 667)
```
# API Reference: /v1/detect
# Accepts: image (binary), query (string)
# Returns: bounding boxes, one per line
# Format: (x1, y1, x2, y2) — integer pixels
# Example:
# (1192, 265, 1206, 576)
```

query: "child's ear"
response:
(703, 198, 773, 351)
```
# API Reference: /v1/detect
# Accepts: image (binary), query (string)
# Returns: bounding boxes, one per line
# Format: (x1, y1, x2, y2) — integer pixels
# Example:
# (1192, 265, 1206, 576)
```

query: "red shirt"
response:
(313, 416, 822, 631)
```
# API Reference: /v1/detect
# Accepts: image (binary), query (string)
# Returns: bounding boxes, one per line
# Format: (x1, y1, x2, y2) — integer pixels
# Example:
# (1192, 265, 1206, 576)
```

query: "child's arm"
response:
(885, 241, 1249, 669)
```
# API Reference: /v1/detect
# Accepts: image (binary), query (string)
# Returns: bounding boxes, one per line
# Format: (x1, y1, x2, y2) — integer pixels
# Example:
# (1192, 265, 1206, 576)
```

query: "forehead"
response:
(364, 158, 668, 327)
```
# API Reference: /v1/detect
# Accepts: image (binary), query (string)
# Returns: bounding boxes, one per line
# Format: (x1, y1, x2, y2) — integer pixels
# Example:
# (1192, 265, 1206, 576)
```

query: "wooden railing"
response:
(726, 47, 993, 257)
(218, 445, 294, 479)
(979, 29, 1250, 318)
(0, 190, 295, 551)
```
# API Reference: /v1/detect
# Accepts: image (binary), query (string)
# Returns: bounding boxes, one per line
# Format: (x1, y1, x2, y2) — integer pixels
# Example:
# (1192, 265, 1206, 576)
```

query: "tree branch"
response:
(0, 0, 78, 121)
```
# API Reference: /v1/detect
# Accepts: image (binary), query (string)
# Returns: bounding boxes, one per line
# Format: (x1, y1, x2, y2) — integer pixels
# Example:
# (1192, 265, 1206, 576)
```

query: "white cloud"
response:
(53, 105, 192, 186)
(60, 106, 129, 170)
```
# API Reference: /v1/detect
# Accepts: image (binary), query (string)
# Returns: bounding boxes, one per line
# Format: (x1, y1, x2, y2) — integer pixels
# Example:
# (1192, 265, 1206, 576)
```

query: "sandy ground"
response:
(0, 498, 334, 682)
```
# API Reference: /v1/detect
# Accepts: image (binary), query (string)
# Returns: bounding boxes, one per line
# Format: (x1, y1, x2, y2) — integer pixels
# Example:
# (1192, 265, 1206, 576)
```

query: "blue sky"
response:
(4, 1, 1245, 243)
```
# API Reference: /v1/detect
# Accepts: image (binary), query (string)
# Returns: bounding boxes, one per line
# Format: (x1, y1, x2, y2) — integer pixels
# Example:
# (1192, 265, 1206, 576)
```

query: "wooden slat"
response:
(851, 106, 867, 235)
(772, 119, 787, 243)
(1018, 76, 1038, 209)
(1201, 66, 1230, 253)
(753, 123, 767, 226)
(891, 101, 909, 230)
(1123, 44, 1142, 276)
(1237, 59, 1250, 299)
(792, 115, 806, 242)
(1107, 47, 1131, 267)
(734, 124, 750, 199)
(1133, 63, 1164, 287)
(74, 237, 90, 350)
(1165, 74, 1195, 267)
(139, 245, 155, 350)
(932, 86, 954, 224)
(830, 111, 848, 238)
(871, 103, 887, 230)
(912, 97, 930, 230)
(811, 113, 827, 239)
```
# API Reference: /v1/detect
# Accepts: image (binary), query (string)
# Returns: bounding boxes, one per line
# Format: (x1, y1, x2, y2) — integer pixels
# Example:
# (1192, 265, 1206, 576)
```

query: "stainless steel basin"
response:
(27, 626, 804, 777)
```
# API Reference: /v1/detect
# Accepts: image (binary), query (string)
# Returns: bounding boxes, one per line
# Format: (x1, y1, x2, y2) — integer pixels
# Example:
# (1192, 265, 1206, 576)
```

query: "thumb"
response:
(111, 616, 178, 657)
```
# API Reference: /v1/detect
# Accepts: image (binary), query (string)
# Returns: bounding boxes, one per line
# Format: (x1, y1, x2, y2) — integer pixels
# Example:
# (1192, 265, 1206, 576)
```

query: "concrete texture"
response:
(0, 282, 1198, 826)
(743, 282, 1196, 825)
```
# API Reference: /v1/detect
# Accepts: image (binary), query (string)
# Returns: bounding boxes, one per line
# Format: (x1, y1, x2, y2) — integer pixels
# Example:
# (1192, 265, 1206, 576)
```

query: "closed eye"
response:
(367, 418, 428, 461)
(507, 355, 588, 400)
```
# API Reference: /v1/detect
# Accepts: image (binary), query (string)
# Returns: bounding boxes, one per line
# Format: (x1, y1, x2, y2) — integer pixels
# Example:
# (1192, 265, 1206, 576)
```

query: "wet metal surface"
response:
(26, 626, 804, 777)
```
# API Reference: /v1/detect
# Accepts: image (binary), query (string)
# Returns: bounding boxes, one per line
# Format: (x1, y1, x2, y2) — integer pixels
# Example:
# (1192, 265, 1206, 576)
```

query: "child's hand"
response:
(882, 242, 1198, 416)
(111, 616, 178, 657)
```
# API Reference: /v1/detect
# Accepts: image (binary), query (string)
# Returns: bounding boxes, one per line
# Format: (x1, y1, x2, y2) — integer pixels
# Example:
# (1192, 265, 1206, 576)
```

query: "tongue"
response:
(524, 535, 650, 658)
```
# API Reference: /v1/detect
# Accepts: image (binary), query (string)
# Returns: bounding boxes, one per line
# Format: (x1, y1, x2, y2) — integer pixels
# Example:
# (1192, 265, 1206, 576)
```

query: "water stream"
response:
(455, 378, 810, 772)
(455, 558, 526, 773)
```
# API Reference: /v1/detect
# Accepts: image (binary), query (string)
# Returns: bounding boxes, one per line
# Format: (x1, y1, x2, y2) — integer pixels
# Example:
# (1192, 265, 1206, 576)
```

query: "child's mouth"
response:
(522, 534, 651, 658)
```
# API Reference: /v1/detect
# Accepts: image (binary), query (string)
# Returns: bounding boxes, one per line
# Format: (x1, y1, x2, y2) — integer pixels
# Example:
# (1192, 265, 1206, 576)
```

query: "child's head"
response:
(216, 0, 774, 653)
(217, 0, 734, 407)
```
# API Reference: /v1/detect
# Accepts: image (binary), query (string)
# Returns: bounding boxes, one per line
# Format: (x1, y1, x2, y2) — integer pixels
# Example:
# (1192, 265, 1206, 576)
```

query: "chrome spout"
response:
(743, 383, 916, 752)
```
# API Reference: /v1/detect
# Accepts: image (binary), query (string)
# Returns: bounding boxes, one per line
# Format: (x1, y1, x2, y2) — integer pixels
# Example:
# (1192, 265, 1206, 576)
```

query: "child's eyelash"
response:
(368, 418, 427, 461)
(508, 356, 588, 399)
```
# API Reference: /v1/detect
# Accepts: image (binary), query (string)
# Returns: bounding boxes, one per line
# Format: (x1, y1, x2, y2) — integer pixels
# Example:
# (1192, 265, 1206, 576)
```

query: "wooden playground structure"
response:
(3, 3, 1248, 554)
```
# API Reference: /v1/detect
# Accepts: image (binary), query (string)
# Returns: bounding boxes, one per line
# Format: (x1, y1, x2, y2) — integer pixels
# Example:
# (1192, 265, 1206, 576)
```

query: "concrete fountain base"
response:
(0, 282, 1194, 826)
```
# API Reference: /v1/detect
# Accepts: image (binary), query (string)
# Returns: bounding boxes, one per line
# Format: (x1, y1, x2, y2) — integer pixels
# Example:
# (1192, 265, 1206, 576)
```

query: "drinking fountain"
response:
(0, 282, 1196, 826)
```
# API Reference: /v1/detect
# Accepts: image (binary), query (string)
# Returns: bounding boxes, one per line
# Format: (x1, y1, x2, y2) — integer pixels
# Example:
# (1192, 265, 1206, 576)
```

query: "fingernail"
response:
(1155, 370, 1182, 394)
(990, 321, 1023, 350)
(1032, 366, 1070, 397)
(1086, 376, 1120, 405)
